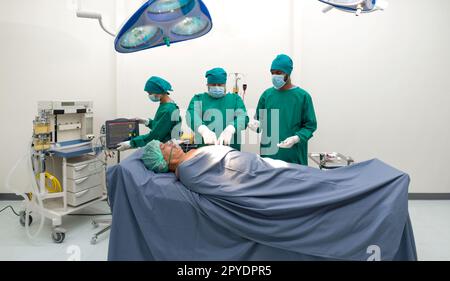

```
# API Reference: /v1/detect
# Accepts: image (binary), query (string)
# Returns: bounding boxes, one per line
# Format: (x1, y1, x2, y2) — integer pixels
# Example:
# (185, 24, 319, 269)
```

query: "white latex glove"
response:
(277, 136, 300, 149)
(248, 119, 260, 132)
(135, 118, 150, 127)
(217, 125, 236, 146)
(117, 141, 131, 151)
(197, 125, 218, 145)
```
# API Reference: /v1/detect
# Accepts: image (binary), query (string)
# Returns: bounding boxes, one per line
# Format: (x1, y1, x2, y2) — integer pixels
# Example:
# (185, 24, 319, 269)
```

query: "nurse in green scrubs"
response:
(117, 76, 181, 151)
(249, 54, 317, 165)
(186, 67, 249, 151)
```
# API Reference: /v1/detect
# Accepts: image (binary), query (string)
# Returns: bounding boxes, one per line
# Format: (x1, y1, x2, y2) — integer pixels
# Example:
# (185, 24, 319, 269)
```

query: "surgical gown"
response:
(130, 102, 181, 148)
(256, 86, 317, 165)
(186, 93, 249, 151)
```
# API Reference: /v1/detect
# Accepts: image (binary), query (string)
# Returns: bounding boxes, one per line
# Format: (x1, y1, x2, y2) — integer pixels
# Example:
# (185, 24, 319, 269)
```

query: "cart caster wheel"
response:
(90, 236, 97, 245)
(19, 211, 33, 227)
(91, 221, 99, 228)
(52, 231, 65, 244)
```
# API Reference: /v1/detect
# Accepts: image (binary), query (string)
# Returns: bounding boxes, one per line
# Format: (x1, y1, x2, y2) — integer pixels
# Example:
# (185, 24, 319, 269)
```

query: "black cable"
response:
(68, 213, 111, 216)
(0, 205, 21, 216)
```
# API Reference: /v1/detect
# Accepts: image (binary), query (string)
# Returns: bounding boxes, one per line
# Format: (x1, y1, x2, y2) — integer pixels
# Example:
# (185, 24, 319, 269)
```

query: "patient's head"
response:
(141, 140, 185, 173)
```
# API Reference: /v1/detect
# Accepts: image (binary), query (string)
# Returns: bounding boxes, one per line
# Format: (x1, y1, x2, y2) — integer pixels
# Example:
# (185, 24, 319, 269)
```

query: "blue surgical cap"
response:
(144, 76, 173, 95)
(205, 68, 227, 84)
(141, 140, 169, 173)
(271, 54, 293, 75)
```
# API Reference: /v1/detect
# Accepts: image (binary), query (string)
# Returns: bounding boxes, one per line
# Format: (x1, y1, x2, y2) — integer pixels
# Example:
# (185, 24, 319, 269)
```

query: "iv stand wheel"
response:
(51, 228, 66, 243)
(19, 211, 33, 227)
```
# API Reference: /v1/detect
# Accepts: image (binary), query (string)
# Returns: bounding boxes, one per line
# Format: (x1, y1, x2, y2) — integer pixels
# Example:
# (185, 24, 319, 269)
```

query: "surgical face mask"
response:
(148, 94, 161, 102)
(166, 139, 182, 167)
(208, 86, 226, 99)
(272, 74, 287, 90)
(167, 139, 182, 149)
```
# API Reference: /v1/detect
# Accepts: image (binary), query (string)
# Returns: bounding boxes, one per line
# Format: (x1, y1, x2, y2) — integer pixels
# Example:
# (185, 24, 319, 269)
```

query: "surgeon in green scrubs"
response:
(186, 67, 249, 151)
(117, 76, 181, 151)
(248, 54, 317, 165)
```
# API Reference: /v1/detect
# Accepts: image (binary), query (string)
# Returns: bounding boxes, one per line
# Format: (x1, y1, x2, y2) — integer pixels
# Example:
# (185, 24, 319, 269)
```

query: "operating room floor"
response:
(0, 200, 449, 261)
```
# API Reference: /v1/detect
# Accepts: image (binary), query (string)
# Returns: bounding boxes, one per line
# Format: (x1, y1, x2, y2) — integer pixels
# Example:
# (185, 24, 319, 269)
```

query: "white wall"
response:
(294, 0, 450, 193)
(0, 0, 117, 193)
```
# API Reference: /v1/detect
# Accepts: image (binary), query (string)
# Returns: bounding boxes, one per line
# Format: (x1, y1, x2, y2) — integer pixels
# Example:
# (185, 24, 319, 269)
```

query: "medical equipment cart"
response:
(309, 152, 354, 170)
(19, 101, 106, 243)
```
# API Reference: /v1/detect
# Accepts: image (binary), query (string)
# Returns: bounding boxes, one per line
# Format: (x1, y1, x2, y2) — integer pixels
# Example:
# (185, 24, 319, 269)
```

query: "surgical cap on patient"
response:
(141, 140, 169, 173)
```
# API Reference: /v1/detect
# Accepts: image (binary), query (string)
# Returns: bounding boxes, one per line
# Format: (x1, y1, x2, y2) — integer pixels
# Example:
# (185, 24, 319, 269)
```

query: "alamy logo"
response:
(66, 245, 81, 261)
(366, 245, 381, 261)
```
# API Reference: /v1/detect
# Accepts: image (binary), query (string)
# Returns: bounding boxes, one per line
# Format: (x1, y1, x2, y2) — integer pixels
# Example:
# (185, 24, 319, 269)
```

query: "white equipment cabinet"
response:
(46, 155, 105, 208)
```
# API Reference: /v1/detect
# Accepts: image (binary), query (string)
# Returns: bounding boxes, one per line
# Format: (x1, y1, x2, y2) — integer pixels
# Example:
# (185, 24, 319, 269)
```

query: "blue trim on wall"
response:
(0, 194, 24, 201)
(408, 193, 450, 200)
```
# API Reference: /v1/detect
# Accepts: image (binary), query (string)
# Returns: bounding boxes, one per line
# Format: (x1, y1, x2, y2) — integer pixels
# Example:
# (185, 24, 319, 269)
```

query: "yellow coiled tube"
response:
(35, 172, 62, 193)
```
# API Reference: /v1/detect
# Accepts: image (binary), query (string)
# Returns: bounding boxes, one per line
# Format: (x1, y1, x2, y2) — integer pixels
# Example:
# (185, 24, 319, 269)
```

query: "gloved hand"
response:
(135, 118, 150, 127)
(217, 125, 236, 146)
(197, 125, 218, 145)
(277, 136, 300, 149)
(248, 119, 260, 132)
(117, 141, 132, 151)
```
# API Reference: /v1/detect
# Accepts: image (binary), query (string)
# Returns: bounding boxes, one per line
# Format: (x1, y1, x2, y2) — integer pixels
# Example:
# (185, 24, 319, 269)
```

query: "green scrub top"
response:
(130, 102, 181, 148)
(256, 86, 317, 165)
(186, 93, 249, 151)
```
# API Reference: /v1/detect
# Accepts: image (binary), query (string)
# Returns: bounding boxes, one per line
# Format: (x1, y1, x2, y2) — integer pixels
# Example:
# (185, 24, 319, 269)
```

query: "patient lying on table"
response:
(137, 140, 416, 261)
(142, 139, 303, 183)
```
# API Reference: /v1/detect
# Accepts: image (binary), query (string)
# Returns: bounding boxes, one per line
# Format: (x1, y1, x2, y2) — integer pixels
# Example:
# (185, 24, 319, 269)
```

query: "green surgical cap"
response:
(205, 68, 227, 84)
(144, 76, 173, 95)
(271, 54, 293, 75)
(141, 140, 169, 173)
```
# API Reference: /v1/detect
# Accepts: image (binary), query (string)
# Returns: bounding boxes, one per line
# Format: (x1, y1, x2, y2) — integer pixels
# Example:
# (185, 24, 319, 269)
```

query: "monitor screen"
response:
(105, 119, 140, 149)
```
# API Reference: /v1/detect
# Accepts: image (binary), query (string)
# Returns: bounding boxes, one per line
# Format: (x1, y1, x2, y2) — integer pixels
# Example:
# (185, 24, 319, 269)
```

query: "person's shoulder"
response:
(263, 87, 275, 93)
(164, 101, 179, 111)
(261, 87, 276, 97)
(189, 93, 207, 102)
(291, 86, 312, 98)
(291, 86, 308, 94)
(226, 93, 244, 101)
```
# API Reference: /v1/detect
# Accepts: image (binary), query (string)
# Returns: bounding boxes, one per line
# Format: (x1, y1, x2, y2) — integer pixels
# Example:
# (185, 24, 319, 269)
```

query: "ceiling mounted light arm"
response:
(76, 10, 116, 37)
(319, 0, 389, 15)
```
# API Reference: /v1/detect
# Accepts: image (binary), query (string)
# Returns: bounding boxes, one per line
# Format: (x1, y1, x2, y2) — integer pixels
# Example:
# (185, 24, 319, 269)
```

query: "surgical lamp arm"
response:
(76, 11, 116, 37)
(320, 0, 389, 15)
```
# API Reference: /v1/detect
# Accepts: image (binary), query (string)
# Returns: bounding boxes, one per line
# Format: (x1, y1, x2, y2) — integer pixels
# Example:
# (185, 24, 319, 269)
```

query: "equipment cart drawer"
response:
(67, 185, 104, 207)
(66, 172, 102, 193)
(66, 156, 103, 179)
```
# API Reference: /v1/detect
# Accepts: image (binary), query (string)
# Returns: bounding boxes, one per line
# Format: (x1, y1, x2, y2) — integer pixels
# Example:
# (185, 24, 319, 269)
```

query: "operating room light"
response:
(114, 0, 212, 53)
(120, 25, 161, 49)
(147, 0, 193, 14)
(77, 0, 386, 52)
(171, 16, 208, 36)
